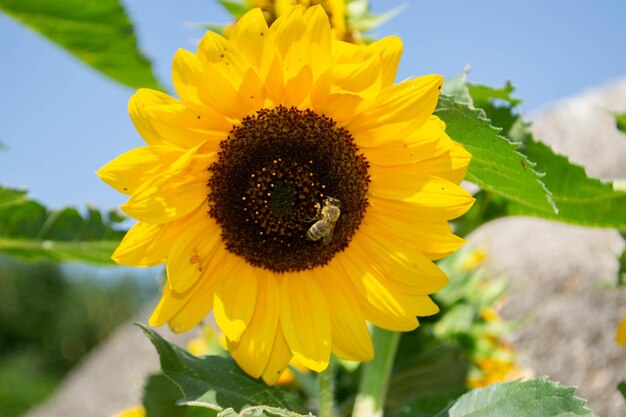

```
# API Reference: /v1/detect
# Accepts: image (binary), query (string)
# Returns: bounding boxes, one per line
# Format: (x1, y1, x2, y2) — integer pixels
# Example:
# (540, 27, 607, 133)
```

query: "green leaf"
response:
(468, 82, 521, 109)
(137, 324, 295, 414)
(467, 82, 521, 136)
(219, 406, 312, 417)
(615, 112, 626, 134)
(435, 96, 556, 215)
(218, 0, 249, 19)
(144, 374, 218, 417)
(436, 378, 596, 417)
(508, 135, 626, 228)
(0, 0, 161, 90)
(0, 188, 124, 264)
(442, 70, 472, 106)
(618, 380, 626, 400)
(619, 241, 626, 286)
(0, 186, 27, 209)
(463, 82, 626, 229)
(387, 347, 468, 417)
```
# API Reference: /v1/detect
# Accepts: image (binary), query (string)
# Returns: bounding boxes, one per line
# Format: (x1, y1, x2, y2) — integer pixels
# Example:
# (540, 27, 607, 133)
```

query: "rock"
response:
(470, 218, 626, 417)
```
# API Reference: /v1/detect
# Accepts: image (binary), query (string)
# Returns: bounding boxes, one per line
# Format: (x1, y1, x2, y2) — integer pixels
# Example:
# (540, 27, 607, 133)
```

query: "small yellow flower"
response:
(98, 7, 473, 384)
(111, 406, 145, 417)
(245, 0, 350, 42)
(616, 315, 626, 345)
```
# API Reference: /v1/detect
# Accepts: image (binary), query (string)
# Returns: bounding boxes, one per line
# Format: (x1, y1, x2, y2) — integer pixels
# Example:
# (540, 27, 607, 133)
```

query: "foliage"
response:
(448, 80, 626, 235)
(0, 257, 154, 417)
(139, 325, 305, 416)
(435, 378, 596, 417)
(0, 0, 160, 90)
(0, 187, 125, 264)
(435, 96, 556, 216)
(615, 112, 626, 134)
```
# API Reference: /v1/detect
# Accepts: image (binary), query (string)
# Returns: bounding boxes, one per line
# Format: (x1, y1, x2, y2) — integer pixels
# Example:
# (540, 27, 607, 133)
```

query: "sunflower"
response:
(98, 6, 474, 384)
(256, 0, 349, 42)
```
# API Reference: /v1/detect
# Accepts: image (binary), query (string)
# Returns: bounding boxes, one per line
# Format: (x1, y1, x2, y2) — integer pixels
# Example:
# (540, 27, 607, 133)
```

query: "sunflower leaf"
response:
(0, 0, 161, 90)
(507, 134, 626, 228)
(434, 377, 596, 417)
(460, 82, 626, 229)
(218, 0, 249, 19)
(387, 346, 468, 417)
(137, 324, 295, 414)
(0, 187, 124, 264)
(143, 373, 219, 417)
(618, 380, 626, 400)
(615, 112, 626, 134)
(435, 95, 556, 215)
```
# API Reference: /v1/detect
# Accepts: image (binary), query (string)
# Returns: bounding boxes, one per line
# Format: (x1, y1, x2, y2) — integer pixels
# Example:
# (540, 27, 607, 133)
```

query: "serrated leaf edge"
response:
(438, 95, 558, 215)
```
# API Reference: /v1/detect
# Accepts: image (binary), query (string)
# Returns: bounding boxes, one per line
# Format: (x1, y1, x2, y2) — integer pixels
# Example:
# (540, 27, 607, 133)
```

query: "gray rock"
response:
(470, 218, 626, 417)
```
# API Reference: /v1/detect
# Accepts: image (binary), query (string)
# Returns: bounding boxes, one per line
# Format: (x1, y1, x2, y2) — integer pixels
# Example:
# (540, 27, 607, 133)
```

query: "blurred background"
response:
(1, 1, 625, 416)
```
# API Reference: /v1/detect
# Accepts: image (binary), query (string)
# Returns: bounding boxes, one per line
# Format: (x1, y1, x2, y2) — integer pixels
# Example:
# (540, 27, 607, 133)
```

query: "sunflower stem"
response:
(317, 359, 336, 417)
(352, 327, 401, 417)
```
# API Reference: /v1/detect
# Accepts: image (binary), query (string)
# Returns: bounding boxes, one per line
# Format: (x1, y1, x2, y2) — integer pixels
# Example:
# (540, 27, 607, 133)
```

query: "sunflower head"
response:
(98, 6, 474, 384)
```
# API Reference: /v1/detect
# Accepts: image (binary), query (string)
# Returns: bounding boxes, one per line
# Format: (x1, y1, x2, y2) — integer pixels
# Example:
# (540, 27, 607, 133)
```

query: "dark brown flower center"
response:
(207, 106, 369, 273)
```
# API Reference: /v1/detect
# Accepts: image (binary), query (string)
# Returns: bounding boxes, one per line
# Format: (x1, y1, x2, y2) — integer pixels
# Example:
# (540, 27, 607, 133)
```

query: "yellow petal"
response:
(261, 325, 293, 385)
(283, 65, 313, 108)
(368, 170, 475, 220)
(121, 144, 212, 224)
(228, 8, 269, 69)
(166, 219, 221, 293)
(227, 273, 280, 378)
(268, 7, 315, 88)
(617, 315, 626, 345)
(303, 5, 332, 80)
(148, 282, 191, 328)
(349, 228, 449, 295)
(214, 262, 259, 343)
(128, 89, 231, 149)
(97, 146, 165, 196)
(335, 255, 419, 331)
(112, 208, 207, 267)
(417, 139, 472, 184)
(279, 272, 331, 372)
(172, 48, 252, 119)
(331, 54, 382, 101)
(348, 74, 442, 133)
(361, 206, 466, 260)
(196, 31, 266, 113)
(166, 248, 239, 333)
(112, 222, 166, 266)
(315, 267, 373, 361)
(172, 48, 207, 106)
(366, 37, 403, 87)
(331, 36, 402, 87)
(263, 55, 285, 106)
(121, 176, 206, 224)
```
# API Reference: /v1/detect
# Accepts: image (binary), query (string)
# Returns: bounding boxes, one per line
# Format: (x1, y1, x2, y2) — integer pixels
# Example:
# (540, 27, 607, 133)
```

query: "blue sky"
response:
(1, 0, 625, 211)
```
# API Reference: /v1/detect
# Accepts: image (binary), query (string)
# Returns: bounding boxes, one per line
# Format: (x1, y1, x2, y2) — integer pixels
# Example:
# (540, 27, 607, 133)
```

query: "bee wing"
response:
(322, 222, 337, 244)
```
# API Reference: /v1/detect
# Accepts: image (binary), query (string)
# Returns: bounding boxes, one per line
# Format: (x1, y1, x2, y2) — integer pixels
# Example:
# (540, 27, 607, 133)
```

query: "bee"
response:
(307, 197, 341, 244)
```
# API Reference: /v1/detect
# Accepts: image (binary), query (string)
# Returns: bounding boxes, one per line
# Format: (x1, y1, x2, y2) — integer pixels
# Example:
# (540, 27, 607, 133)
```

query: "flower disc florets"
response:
(208, 106, 370, 272)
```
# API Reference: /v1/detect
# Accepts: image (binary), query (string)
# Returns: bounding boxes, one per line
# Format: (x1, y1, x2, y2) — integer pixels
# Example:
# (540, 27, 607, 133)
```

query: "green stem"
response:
(352, 327, 401, 417)
(318, 359, 336, 417)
